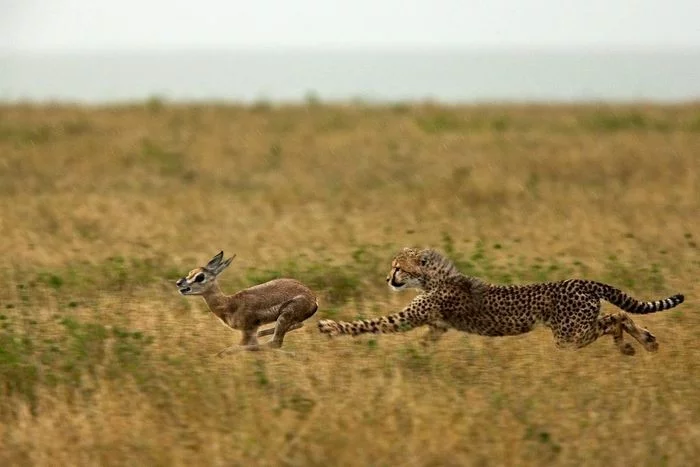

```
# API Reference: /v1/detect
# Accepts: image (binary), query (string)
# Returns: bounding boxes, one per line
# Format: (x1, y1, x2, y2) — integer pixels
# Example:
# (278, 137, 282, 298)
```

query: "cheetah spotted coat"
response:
(318, 248, 684, 355)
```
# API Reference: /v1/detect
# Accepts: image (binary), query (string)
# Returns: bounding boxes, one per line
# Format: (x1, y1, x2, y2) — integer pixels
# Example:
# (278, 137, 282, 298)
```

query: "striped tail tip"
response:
(668, 294, 685, 307)
(634, 293, 684, 314)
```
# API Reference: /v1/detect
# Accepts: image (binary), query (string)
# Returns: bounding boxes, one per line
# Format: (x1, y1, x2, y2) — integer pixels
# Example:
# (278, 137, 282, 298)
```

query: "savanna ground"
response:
(0, 101, 699, 466)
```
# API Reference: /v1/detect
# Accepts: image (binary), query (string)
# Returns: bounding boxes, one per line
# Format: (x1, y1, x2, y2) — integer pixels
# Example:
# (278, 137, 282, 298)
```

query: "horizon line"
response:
(3, 44, 700, 56)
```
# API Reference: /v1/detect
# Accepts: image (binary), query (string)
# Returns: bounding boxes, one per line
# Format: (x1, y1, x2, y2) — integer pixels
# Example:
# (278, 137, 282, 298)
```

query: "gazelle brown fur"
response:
(176, 251, 318, 356)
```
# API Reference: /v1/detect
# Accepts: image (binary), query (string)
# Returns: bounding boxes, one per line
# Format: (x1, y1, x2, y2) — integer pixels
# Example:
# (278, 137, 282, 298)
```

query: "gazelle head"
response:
(176, 251, 235, 295)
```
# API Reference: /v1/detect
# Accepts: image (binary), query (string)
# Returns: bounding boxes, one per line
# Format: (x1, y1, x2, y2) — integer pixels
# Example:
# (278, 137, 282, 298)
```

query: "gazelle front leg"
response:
(216, 328, 297, 357)
(216, 328, 260, 357)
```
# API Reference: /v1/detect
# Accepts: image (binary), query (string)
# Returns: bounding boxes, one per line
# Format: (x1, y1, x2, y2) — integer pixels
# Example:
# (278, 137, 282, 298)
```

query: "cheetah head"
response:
(385, 247, 435, 291)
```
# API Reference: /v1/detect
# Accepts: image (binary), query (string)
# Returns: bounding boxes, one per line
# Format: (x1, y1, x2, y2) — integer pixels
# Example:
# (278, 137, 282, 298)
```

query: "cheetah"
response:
(317, 247, 685, 355)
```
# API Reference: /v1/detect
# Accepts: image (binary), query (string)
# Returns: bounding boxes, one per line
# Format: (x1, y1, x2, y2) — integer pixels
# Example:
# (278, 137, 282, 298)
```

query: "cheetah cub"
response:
(318, 247, 684, 355)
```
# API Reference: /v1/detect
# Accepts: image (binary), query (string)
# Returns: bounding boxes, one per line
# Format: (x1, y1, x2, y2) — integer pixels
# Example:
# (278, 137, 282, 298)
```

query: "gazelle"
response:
(176, 251, 318, 355)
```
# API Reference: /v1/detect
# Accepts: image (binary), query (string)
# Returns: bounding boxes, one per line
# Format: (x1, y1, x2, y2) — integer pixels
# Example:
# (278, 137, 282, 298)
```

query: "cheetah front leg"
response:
(318, 295, 440, 338)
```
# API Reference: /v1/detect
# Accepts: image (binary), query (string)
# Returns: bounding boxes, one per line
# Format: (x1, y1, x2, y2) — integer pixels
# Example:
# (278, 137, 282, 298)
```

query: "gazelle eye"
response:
(194, 273, 205, 283)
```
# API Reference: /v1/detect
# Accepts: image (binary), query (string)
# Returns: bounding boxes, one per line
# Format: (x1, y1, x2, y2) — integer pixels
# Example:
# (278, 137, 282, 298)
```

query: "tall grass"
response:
(0, 102, 698, 466)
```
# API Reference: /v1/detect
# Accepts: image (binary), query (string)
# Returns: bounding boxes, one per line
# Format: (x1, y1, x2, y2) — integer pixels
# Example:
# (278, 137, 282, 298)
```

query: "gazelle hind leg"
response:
(266, 296, 317, 349)
(216, 344, 260, 357)
(216, 328, 260, 357)
(258, 322, 303, 338)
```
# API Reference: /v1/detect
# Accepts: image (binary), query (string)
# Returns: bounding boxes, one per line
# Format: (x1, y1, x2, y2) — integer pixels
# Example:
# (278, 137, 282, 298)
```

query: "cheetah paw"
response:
(619, 343, 636, 356)
(641, 330, 659, 352)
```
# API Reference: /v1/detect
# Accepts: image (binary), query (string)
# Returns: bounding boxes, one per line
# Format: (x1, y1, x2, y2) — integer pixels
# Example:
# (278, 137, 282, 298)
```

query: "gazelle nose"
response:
(176, 278, 185, 287)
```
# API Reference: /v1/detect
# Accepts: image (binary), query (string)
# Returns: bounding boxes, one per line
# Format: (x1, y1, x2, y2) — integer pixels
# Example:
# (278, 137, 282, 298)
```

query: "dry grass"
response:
(0, 101, 699, 466)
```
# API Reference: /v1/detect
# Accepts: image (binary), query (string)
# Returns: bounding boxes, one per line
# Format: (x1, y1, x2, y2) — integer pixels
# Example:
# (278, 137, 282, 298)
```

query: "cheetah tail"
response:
(318, 311, 426, 337)
(599, 283, 685, 314)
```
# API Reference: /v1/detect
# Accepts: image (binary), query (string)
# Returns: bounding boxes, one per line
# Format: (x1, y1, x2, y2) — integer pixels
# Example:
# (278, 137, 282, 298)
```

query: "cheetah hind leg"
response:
(597, 313, 635, 355)
(597, 312, 658, 355)
(618, 312, 659, 353)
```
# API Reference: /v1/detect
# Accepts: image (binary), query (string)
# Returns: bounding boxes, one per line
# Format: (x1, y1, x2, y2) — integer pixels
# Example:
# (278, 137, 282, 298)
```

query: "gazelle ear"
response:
(214, 254, 236, 275)
(205, 251, 224, 270)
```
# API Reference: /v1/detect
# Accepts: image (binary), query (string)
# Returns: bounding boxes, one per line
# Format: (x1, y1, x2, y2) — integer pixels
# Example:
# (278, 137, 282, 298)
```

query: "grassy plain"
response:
(0, 101, 699, 466)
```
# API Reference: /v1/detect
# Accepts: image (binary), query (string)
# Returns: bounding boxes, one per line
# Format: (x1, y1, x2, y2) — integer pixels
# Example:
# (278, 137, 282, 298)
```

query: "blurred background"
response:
(1, 2, 699, 466)
(2, 0, 700, 103)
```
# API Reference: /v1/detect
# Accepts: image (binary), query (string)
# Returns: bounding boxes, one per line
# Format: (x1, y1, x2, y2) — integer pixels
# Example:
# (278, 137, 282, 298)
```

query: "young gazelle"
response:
(176, 251, 318, 355)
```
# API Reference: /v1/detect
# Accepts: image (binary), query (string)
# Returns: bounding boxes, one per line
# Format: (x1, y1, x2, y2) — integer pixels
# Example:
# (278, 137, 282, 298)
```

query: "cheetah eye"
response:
(194, 273, 206, 283)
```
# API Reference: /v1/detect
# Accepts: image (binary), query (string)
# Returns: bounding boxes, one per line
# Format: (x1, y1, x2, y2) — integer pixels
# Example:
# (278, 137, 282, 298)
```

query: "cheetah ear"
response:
(418, 249, 430, 266)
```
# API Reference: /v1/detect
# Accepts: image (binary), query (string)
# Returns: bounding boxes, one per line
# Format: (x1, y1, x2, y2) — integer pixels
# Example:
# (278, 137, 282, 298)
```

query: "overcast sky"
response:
(2, 0, 700, 51)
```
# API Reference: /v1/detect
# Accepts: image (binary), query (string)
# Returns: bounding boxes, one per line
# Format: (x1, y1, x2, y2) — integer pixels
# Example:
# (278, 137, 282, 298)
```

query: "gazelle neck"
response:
(200, 282, 229, 318)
